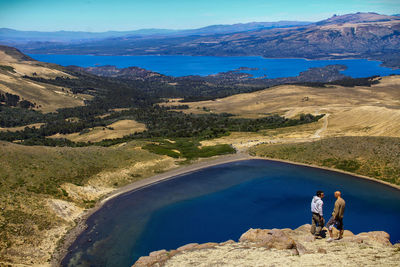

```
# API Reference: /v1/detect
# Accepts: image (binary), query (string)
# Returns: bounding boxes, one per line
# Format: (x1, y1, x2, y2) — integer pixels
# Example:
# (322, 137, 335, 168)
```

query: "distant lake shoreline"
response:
(28, 54, 400, 79)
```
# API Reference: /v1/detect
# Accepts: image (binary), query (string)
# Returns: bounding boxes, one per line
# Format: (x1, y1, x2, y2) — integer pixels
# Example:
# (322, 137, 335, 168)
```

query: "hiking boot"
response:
(338, 230, 344, 240)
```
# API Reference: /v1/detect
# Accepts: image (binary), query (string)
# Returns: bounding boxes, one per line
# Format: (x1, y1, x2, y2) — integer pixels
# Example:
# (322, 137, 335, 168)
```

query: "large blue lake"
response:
(62, 159, 400, 267)
(29, 54, 400, 78)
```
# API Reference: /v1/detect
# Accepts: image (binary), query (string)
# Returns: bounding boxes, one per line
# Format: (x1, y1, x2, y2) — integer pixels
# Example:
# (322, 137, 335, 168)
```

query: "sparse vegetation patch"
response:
(250, 136, 400, 185)
(143, 139, 235, 161)
(0, 65, 15, 73)
(0, 140, 169, 264)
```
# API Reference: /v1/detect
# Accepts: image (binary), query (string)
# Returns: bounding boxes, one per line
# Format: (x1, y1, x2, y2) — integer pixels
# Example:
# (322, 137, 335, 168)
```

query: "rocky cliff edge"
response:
(133, 224, 400, 266)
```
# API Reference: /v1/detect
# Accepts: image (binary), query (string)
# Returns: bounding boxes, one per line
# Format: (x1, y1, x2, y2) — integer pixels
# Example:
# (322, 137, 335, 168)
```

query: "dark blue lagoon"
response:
(29, 54, 400, 78)
(62, 159, 400, 267)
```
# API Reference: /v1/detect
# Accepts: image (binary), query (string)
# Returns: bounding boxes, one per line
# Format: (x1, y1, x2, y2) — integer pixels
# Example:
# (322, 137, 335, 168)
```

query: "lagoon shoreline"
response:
(52, 152, 400, 266)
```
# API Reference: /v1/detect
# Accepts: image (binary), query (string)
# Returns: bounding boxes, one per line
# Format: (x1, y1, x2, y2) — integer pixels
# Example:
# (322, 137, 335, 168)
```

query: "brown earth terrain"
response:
(167, 75, 400, 150)
(250, 136, 400, 186)
(0, 122, 45, 132)
(0, 47, 91, 112)
(0, 141, 179, 266)
(134, 224, 400, 267)
(49, 119, 147, 142)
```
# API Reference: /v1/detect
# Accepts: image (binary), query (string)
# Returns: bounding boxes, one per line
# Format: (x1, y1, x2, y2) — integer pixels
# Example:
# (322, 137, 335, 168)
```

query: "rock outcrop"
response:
(133, 224, 400, 267)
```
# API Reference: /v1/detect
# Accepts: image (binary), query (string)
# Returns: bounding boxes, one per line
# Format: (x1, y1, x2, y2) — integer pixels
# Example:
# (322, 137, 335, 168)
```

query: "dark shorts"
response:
(326, 216, 343, 230)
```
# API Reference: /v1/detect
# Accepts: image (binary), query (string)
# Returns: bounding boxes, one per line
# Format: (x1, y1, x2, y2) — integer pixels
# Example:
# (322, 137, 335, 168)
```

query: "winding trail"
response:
(231, 114, 330, 152)
(312, 113, 330, 138)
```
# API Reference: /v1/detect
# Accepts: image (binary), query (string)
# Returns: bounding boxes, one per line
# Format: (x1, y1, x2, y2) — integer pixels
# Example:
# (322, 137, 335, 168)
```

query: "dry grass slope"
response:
(0, 123, 45, 132)
(50, 119, 147, 142)
(0, 50, 92, 112)
(0, 141, 177, 265)
(250, 136, 400, 185)
(172, 76, 400, 137)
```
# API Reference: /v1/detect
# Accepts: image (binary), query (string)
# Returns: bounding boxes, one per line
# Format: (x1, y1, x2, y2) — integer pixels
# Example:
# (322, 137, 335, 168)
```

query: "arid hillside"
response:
(0, 140, 178, 265)
(0, 46, 91, 112)
(174, 75, 400, 138)
(49, 119, 147, 142)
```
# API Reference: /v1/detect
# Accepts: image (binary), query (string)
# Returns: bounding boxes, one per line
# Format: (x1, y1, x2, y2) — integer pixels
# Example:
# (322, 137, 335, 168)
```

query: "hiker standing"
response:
(326, 191, 346, 242)
(311, 190, 325, 237)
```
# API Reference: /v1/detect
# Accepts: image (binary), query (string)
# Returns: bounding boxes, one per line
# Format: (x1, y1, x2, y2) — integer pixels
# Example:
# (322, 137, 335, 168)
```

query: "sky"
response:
(0, 0, 399, 32)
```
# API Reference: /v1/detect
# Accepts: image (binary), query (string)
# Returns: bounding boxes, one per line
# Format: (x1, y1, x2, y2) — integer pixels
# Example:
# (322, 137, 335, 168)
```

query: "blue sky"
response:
(0, 0, 399, 32)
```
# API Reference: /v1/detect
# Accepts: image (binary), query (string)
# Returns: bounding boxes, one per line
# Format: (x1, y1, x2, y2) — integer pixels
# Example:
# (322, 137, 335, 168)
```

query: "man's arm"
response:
(332, 200, 339, 218)
(317, 200, 323, 216)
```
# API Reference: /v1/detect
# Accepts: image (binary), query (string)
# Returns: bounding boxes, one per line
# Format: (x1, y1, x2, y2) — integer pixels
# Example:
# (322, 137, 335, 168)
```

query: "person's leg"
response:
(319, 217, 325, 237)
(338, 230, 344, 239)
(316, 216, 324, 236)
(336, 218, 344, 240)
(311, 214, 317, 235)
(328, 229, 333, 238)
(326, 216, 335, 242)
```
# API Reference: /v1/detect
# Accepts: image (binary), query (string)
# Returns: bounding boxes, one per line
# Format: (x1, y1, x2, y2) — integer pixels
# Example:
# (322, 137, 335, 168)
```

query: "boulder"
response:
(133, 256, 155, 267)
(322, 227, 353, 238)
(343, 230, 354, 237)
(295, 224, 312, 233)
(196, 242, 218, 249)
(133, 249, 170, 267)
(356, 231, 391, 246)
(302, 235, 317, 242)
(294, 241, 308, 255)
(177, 243, 199, 252)
(239, 228, 297, 250)
(220, 240, 235, 246)
(132, 227, 395, 266)
(149, 249, 167, 257)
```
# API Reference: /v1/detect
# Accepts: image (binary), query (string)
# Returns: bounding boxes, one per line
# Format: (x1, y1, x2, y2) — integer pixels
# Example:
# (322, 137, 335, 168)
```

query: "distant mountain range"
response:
(0, 21, 311, 44)
(0, 28, 179, 43)
(2, 12, 400, 68)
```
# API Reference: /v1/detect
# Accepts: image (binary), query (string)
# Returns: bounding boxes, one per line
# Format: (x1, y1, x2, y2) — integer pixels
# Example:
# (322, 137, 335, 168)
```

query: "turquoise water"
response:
(62, 160, 400, 267)
(28, 54, 400, 78)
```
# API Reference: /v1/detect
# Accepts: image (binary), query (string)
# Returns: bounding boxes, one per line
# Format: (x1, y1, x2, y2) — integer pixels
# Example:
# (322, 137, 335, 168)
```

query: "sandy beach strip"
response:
(52, 152, 252, 266)
(101, 152, 253, 204)
(53, 152, 400, 266)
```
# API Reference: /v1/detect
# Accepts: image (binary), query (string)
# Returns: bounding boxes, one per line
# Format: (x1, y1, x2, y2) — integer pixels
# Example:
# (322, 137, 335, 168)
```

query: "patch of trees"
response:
(292, 76, 380, 88)
(0, 102, 324, 147)
(143, 139, 236, 160)
(95, 111, 323, 147)
(0, 92, 19, 106)
(0, 65, 15, 73)
(163, 105, 190, 110)
(0, 106, 46, 127)
(0, 116, 108, 141)
(0, 92, 35, 109)
(24, 73, 156, 108)
(25, 68, 268, 103)
(1, 68, 323, 147)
